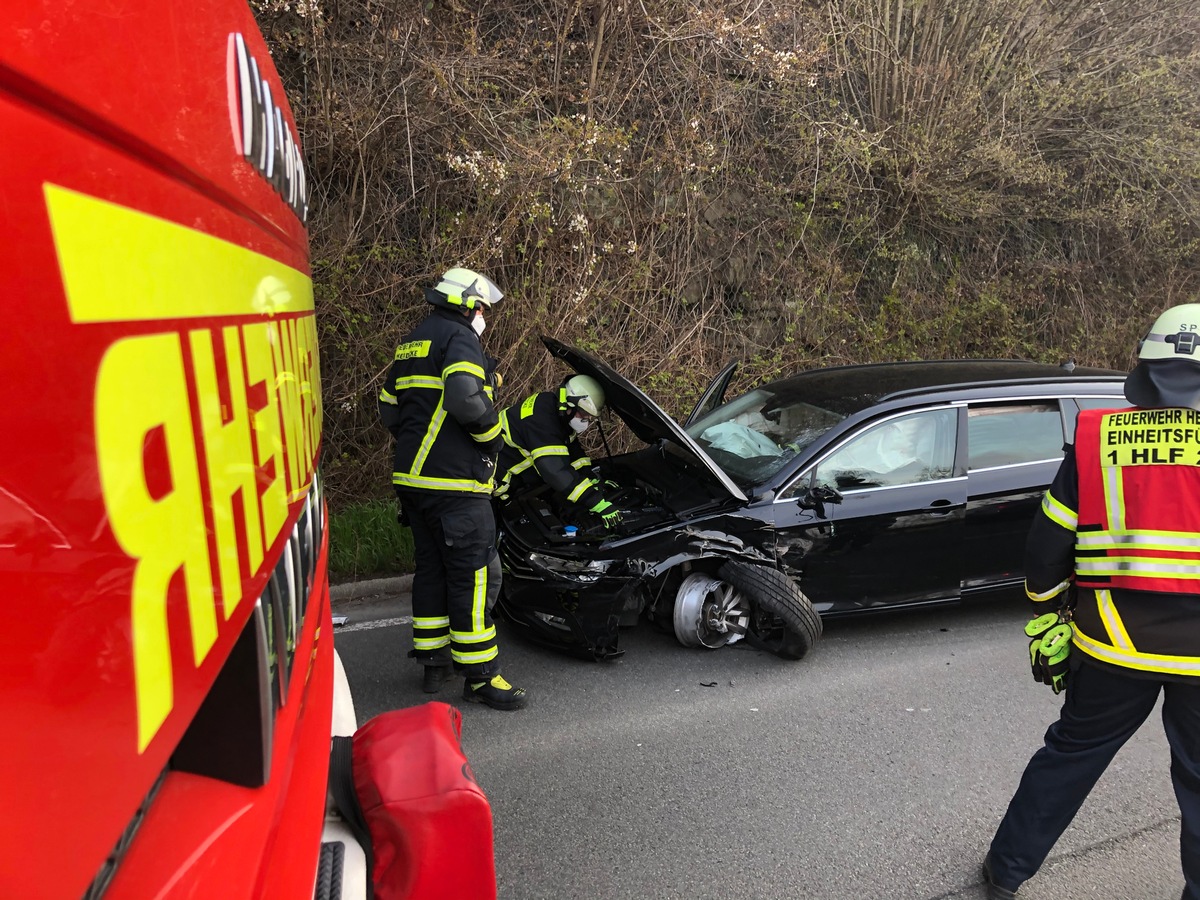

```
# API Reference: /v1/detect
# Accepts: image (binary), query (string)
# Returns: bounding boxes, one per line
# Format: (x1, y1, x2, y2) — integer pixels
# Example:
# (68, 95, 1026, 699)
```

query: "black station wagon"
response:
(494, 338, 1126, 661)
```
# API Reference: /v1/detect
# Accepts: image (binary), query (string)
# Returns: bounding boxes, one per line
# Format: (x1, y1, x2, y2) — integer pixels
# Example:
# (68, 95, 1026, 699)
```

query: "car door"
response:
(962, 399, 1067, 594)
(774, 407, 964, 614)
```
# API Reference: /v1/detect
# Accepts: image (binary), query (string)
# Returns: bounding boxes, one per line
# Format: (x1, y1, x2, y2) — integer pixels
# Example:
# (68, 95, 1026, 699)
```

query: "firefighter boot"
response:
(422, 665, 451, 693)
(981, 854, 1018, 900)
(463, 674, 528, 710)
(408, 649, 451, 694)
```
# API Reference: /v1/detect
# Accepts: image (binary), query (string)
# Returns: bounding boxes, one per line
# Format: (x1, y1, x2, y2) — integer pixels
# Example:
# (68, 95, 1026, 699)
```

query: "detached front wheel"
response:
(673, 572, 750, 650)
(671, 562, 822, 660)
(719, 561, 822, 660)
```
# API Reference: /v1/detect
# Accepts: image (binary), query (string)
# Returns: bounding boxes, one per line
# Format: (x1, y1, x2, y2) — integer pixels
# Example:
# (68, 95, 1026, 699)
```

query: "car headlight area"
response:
(527, 552, 615, 582)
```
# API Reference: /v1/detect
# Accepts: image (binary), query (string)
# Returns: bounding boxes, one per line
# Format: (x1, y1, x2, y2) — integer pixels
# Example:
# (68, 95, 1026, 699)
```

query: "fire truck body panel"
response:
(0, 3, 343, 897)
(0, 0, 308, 254)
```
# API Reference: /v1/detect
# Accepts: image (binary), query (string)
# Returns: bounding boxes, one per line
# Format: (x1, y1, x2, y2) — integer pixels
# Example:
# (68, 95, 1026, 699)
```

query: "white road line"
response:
(334, 616, 412, 634)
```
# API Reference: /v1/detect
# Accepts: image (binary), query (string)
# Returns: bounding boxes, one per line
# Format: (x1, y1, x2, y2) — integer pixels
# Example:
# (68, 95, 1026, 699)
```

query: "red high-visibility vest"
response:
(1074, 407, 1200, 593)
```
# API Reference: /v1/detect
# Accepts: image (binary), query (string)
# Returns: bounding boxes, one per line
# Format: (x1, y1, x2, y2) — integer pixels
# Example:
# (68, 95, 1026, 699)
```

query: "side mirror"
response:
(800, 484, 844, 517)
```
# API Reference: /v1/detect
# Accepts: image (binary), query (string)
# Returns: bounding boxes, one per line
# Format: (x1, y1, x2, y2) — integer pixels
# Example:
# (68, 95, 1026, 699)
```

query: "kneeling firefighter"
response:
(983, 302, 1200, 899)
(495, 375, 623, 530)
(378, 267, 527, 710)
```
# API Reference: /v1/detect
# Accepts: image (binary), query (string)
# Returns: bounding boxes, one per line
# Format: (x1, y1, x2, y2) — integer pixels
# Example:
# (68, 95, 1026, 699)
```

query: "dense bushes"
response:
(254, 0, 1200, 510)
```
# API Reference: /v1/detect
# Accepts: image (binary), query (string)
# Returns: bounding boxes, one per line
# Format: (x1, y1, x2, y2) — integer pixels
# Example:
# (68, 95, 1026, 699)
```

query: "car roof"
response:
(757, 359, 1127, 416)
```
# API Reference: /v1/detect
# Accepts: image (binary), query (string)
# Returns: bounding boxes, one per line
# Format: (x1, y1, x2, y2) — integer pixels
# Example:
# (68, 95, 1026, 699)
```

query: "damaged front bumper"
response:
(496, 540, 644, 659)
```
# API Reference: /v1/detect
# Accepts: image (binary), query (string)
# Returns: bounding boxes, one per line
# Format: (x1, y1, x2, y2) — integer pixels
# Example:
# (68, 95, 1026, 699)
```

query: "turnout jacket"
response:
(496, 390, 604, 509)
(1025, 406, 1200, 679)
(378, 307, 503, 495)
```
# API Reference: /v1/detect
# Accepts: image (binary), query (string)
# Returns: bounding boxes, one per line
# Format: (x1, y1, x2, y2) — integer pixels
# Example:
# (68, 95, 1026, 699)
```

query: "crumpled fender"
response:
(624, 526, 774, 579)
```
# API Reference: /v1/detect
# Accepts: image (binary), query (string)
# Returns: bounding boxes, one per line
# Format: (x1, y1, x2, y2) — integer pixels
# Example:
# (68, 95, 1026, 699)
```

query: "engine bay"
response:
(498, 445, 730, 546)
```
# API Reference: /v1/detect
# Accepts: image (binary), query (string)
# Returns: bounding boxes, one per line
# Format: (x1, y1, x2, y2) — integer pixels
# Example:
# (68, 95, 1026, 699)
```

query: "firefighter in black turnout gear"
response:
(983, 303, 1200, 900)
(378, 267, 527, 710)
(495, 374, 623, 530)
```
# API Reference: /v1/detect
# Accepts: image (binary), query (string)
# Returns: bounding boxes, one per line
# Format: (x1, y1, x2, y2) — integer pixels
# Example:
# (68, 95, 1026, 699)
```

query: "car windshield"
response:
(685, 388, 847, 484)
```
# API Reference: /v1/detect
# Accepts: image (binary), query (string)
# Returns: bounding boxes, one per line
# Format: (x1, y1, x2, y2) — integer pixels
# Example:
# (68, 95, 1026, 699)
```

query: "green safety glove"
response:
(590, 498, 623, 529)
(1025, 612, 1072, 694)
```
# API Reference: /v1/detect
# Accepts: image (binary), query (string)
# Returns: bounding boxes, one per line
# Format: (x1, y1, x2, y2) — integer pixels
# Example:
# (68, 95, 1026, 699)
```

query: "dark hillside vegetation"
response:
(253, 0, 1200, 509)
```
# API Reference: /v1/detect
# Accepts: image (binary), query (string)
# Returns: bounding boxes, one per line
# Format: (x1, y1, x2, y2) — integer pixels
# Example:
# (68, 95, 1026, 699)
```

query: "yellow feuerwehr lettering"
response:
(94, 335, 215, 752)
(45, 187, 322, 754)
(243, 322, 289, 556)
(297, 315, 318, 471)
(271, 318, 301, 499)
(189, 327, 265, 619)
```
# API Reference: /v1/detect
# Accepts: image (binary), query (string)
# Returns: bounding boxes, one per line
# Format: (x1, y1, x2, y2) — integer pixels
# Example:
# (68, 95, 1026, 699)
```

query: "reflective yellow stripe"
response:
(530, 445, 569, 460)
(393, 376, 443, 391)
(508, 457, 535, 478)
(444, 361, 485, 380)
(1076, 557, 1200, 579)
(1078, 531, 1200, 552)
(473, 421, 502, 443)
(1073, 625, 1200, 675)
(1025, 578, 1071, 603)
(413, 635, 451, 650)
(1103, 464, 1126, 531)
(379, 389, 397, 405)
(1095, 589, 1134, 650)
(1041, 491, 1077, 531)
(472, 564, 487, 632)
(453, 646, 499, 665)
(392, 472, 493, 493)
(567, 478, 594, 503)
(451, 626, 497, 644)
(413, 616, 450, 629)
(571, 457, 592, 470)
(411, 404, 446, 475)
(45, 184, 313, 323)
(496, 456, 534, 496)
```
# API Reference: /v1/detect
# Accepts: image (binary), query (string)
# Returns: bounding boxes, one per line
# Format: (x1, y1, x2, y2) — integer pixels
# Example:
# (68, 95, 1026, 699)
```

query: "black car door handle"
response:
(924, 499, 955, 516)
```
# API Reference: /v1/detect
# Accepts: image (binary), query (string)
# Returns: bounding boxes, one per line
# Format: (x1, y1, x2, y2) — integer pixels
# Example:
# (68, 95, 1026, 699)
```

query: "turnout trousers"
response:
(988, 656, 1200, 899)
(396, 488, 502, 679)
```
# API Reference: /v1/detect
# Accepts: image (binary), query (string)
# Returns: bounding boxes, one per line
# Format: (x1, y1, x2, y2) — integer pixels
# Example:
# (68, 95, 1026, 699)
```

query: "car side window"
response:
(967, 402, 1063, 470)
(810, 408, 957, 491)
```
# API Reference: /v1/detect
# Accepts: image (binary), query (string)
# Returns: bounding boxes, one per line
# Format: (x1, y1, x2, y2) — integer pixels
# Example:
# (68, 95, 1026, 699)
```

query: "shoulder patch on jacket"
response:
(394, 339, 431, 360)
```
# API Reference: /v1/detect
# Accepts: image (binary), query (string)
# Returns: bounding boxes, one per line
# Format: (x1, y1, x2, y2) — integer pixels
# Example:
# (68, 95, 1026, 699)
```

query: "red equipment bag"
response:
(351, 702, 496, 900)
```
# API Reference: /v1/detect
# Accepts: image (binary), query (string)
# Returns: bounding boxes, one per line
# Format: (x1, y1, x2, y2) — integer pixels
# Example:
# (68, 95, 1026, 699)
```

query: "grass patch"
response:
(327, 498, 414, 579)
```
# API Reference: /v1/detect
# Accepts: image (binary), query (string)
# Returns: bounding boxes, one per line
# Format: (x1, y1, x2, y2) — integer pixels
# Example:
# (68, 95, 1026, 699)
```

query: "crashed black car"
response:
(494, 337, 1126, 661)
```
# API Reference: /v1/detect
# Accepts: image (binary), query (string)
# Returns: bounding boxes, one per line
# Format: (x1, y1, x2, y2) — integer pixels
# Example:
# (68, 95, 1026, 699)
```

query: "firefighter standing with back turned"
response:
(983, 303, 1200, 900)
(378, 267, 527, 711)
(494, 374, 623, 531)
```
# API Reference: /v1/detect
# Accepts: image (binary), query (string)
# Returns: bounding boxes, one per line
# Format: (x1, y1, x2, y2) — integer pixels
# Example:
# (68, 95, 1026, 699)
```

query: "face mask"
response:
(569, 416, 590, 434)
(471, 313, 486, 336)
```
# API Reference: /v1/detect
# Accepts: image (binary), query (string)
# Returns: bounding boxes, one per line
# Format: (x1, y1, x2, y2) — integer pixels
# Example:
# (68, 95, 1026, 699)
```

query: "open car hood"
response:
(542, 337, 748, 503)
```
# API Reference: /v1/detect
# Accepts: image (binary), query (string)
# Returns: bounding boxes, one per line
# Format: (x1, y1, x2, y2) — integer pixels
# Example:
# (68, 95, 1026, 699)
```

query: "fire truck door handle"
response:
(925, 499, 954, 516)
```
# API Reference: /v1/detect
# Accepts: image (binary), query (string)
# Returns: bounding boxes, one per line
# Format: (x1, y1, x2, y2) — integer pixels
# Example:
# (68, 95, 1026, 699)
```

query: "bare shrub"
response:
(254, 0, 1200, 509)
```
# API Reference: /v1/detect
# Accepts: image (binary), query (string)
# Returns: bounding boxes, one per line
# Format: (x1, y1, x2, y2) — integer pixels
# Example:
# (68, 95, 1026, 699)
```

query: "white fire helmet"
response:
(561, 374, 606, 418)
(429, 267, 504, 311)
(1125, 303, 1200, 409)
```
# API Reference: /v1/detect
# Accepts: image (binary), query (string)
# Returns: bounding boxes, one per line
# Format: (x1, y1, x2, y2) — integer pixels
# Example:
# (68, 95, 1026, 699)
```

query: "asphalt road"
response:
(332, 587, 1184, 900)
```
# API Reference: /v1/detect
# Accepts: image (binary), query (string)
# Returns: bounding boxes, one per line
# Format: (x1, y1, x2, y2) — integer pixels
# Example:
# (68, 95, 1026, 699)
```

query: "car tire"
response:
(718, 561, 822, 660)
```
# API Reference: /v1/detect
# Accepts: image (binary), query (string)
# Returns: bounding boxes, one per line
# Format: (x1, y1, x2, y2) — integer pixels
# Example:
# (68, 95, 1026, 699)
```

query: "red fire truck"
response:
(0, 4, 494, 899)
